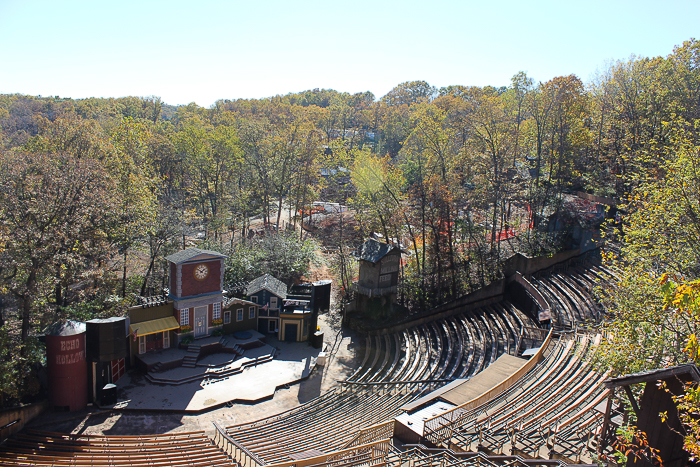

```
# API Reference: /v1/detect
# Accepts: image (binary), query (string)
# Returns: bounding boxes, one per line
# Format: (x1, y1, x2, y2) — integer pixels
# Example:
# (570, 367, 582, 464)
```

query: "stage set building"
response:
(43, 247, 330, 411)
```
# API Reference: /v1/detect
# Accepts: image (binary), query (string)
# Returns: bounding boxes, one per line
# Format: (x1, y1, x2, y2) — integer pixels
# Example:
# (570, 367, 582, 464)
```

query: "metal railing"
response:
(342, 420, 395, 449)
(213, 421, 264, 467)
(422, 328, 554, 446)
(352, 283, 398, 297)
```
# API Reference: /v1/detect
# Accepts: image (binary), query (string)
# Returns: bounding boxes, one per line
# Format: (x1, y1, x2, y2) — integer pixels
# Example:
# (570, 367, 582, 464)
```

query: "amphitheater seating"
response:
(224, 387, 422, 465)
(0, 430, 234, 466)
(434, 331, 607, 463)
(1, 256, 613, 467)
(345, 300, 539, 386)
(385, 444, 574, 467)
(531, 259, 614, 328)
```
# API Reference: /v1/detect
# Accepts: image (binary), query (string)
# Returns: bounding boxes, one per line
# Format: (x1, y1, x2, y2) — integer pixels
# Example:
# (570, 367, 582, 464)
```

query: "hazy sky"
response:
(0, 0, 697, 107)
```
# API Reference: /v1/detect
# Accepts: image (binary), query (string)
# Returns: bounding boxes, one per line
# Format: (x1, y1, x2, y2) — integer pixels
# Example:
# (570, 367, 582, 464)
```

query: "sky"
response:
(0, 0, 698, 107)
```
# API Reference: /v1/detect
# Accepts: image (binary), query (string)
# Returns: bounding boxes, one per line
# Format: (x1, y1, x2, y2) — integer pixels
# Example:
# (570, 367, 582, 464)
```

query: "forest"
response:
(0, 38, 699, 414)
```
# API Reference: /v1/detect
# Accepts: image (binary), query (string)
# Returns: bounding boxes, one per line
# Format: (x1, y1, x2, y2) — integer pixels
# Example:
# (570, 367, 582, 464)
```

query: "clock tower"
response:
(165, 247, 227, 339)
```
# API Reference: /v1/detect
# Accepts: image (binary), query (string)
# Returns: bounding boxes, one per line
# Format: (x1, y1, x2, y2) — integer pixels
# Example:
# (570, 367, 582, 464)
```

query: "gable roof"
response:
(604, 363, 700, 388)
(165, 247, 226, 264)
(246, 273, 287, 299)
(356, 238, 400, 264)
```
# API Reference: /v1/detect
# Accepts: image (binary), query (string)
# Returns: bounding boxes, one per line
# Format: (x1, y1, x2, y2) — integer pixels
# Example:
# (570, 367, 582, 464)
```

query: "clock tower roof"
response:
(165, 247, 226, 265)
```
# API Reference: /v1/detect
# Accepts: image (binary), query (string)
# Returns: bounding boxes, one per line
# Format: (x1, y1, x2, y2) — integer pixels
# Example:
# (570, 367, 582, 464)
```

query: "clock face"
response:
(193, 263, 209, 280)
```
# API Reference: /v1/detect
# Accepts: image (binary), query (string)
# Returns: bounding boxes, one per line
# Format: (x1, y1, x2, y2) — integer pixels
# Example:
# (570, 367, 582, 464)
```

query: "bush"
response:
(180, 336, 194, 346)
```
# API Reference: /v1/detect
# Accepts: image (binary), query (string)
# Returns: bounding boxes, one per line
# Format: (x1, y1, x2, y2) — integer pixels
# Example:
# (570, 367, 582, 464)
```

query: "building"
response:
(353, 238, 401, 297)
(349, 238, 402, 318)
(246, 273, 287, 336)
(165, 247, 227, 339)
(602, 364, 700, 467)
(127, 299, 178, 362)
(222, 297, 259, 334)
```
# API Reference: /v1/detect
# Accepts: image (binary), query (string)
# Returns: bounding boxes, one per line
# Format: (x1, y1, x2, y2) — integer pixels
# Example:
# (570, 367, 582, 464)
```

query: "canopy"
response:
(129, 316, 180, 337)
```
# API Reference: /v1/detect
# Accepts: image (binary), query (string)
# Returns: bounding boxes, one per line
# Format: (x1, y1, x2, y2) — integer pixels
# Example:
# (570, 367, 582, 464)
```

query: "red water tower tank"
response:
(45, 320, 88, 411)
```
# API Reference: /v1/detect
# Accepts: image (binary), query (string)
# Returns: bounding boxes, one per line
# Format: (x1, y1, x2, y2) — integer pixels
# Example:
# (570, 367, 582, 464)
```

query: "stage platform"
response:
(110, 337, 322, 413)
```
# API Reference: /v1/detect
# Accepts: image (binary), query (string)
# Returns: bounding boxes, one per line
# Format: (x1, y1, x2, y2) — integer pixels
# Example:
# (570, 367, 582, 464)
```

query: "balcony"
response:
(352, 283, 397, 297)
(258, 308, 279, 317)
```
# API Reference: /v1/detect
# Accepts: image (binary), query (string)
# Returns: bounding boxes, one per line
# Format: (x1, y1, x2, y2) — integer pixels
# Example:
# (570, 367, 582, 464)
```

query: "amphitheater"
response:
(0, 250, 617, 466)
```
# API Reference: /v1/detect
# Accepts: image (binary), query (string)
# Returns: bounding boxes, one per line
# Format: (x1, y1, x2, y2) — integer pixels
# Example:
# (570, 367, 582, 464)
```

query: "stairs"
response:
(219, 337, 243, 357)
(182, 344, 201, 368)
(201, 354, 274, 386)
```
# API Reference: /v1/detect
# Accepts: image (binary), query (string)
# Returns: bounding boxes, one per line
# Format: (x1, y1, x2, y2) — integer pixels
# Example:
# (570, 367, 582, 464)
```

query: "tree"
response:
(107, 118, 158, 296)
(350, 149, 405, 240)
(0, 151, 117, 401)
(597, 118, 700, 375)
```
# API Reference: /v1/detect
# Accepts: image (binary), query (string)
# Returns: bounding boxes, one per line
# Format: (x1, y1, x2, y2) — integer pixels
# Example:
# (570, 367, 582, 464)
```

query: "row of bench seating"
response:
(385, 444, 576, 467)
(345, 301, 538, 385)
(442, 331, 607, 463)
(0, 429, 234, 466)
(532, 260, 614, 328)
(224, 387, 422, 465)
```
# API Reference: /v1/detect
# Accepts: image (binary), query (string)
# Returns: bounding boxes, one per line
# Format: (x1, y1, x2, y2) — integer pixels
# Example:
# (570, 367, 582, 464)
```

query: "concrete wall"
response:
(502, 249, 583, 277)
(371, 279, 506, 336)
(0, 400, 49, 442)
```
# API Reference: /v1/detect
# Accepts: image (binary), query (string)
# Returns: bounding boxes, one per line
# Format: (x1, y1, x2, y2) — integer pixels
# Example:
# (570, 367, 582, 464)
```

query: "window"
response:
(379, 274, 391, 284)
(251, 296, 258, 304)
(237, 308, 243, 322)
(270, 297, 278, 309)
(249, 307, 255, 319)
(224, 311, 231, 324)
(213, 302, 221, 320)
(180, 308, 189, 325)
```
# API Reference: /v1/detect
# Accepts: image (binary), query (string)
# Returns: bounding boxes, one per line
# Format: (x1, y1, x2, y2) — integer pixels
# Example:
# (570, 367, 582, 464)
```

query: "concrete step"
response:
(148, 354, 276, 386)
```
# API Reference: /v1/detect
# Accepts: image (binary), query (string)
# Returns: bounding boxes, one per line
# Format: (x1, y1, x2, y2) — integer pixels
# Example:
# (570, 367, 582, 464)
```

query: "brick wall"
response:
(180, 260, 222, 297)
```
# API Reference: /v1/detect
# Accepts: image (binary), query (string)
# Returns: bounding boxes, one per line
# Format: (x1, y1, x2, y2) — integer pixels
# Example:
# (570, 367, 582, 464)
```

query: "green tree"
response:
(107, 118, 158, 296)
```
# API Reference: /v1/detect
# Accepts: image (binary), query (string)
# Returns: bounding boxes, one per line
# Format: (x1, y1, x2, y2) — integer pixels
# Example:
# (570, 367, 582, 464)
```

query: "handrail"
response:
(213, 421, 264, 467)
(0, 419, 20, 432)
(265, 438, 392, 467)
(422, 328, 554, 445)
(341, 378, 453, 386)
(342, 420, 395, 449)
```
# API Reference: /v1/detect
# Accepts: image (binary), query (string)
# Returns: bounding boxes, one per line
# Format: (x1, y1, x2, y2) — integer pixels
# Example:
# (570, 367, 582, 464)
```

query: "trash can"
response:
(311, 331, 324, 349)
(101, 383, 117, 406)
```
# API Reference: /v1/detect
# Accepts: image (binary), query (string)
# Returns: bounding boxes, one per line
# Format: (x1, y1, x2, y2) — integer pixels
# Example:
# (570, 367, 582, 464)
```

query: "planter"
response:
(176, 331, 194, 346)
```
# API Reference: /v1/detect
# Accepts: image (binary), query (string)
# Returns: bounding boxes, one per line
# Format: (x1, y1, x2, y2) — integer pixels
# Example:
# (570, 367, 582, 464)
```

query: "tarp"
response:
(129, 316, 180, 337)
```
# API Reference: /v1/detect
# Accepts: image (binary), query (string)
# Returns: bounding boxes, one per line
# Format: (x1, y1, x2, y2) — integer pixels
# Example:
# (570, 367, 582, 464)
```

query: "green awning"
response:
(129, 316, 180, 337)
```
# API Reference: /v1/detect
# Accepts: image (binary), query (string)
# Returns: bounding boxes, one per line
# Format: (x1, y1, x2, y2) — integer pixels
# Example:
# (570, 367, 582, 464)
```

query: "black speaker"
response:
(86, 318, 127, 362)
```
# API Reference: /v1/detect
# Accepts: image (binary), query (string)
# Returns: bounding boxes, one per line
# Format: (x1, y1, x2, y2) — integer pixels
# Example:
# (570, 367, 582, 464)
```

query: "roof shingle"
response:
(246, 274, 287, 299)
(356, 238, 399, 264)
(165, 247, 226, 264)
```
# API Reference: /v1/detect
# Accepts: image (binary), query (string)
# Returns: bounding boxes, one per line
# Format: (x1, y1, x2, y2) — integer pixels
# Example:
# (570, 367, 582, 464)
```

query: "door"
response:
(194, 306, 208, 337)
(111, 358, 125, 383)
(138, 335, 146, 354)
(284, 323, 297, 342)
(163, 331, 170, 349)
(268, 319, 277, 333)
